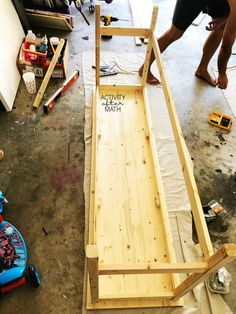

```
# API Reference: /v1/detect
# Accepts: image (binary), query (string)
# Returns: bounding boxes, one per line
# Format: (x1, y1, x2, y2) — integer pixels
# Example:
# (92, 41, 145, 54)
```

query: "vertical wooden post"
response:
(172, 244, 236, 300)
(141, 5, 158, 86)
(95, 4, 101, 87)
(86, 245, 99, 303)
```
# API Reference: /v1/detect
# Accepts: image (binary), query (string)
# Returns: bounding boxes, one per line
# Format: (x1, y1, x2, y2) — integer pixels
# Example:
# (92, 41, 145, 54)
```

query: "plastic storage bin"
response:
(22, 41, 47, 65)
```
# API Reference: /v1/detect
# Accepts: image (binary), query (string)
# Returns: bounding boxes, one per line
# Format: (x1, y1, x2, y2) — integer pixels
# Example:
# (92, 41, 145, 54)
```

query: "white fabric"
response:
(82, 51, 232, 314)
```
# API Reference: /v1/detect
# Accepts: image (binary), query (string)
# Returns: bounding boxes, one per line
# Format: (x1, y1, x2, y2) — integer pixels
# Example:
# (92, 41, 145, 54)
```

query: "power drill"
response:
(100, 15, 128, 39)
(100, 15, 120, 26)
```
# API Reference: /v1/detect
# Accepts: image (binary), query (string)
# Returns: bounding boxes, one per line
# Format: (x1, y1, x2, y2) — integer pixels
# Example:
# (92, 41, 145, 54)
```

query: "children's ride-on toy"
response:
(0, 192, 40, 293)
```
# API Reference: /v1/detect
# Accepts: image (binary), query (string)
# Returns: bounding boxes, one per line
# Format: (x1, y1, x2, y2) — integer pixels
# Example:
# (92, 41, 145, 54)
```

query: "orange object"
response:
(208, 112, 233, 130)
(22, 41, 47, 65)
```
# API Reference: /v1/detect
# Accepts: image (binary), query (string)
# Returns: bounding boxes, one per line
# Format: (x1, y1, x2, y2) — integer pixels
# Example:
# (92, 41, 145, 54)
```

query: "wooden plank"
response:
(99, 84, 142, 91)
(88, 86, 177, 307)
(141, 5, 158, 86)
(100, 26, 149, 37)
(142, 87, 181, 292)
(173, 244, 236, 300)
(32, 38, 65, 109)
(95, 4, 100, 87)
(99, 263, 208, 275)
(88, 89, 98, 244)
(150, 32, 214, 260)
(100, 291, 174, 300)
(86, 245, 99, 303)
(26, 13, 73, 31)
(87, 296, 182, 310)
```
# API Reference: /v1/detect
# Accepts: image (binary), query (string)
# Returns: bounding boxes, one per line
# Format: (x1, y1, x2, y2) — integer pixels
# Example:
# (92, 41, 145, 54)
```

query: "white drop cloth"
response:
(82, 51, 232, 314)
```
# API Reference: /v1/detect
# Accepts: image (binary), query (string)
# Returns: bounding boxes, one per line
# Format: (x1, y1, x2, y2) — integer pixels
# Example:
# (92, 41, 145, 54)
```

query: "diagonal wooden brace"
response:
(172, 243, 236, 300)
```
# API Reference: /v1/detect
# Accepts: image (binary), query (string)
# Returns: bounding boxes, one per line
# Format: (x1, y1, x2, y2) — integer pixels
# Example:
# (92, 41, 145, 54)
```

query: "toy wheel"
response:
(28, 265, 41, 288)
(89, 5, 95, 13)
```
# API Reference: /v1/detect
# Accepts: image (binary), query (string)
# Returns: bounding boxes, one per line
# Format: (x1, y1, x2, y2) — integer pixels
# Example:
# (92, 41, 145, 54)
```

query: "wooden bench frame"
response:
(86, 4, 236, 310)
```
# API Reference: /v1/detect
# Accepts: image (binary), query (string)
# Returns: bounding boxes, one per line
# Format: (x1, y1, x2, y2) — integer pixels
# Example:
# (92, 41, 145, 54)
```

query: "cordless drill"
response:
(100, 15, 128, 39)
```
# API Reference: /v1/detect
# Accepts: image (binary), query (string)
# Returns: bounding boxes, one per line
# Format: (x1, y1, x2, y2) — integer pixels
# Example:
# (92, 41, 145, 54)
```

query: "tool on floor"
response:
(208, 112, 233, 131)
(202, 199, 227, 223)
(43, 70, 79, 113)
(92, 64, 118, 77)
(100, 15, 129, 39)
(33, 38, 65, 110)
(69, 0, 91, 25)
(207, 267, 231, 294)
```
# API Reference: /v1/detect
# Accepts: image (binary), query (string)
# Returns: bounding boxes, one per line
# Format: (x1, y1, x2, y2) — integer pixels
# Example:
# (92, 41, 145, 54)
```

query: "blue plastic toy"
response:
(0, 192, 40, 293)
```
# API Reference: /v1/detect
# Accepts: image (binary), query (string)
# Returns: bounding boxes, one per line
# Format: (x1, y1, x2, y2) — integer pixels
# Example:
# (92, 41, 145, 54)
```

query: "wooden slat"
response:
(33, 38, 65, 109)
(95, 4, 100, 87)
(99, 263, 208, 275)
(99, 84, 142, 91)
(173, 244, 236, 300)
(142, 86, 180, 291)
(151, 32, 214, 260)
(93, 86, 175, 301)
(88, 89, 98, 244)
(100, 291, 174, 300)
(87, 245, 99, 303)
(100, 26, 149, 37)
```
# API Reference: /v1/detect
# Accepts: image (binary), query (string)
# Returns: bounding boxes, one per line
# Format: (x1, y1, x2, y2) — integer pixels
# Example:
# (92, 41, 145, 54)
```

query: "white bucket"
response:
(50, 37, 59, 46)
(22, 72, 36, 94)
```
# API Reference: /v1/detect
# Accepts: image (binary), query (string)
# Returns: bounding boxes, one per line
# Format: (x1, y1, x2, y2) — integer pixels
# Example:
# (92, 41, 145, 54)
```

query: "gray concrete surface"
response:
(0, 0, 235, 313)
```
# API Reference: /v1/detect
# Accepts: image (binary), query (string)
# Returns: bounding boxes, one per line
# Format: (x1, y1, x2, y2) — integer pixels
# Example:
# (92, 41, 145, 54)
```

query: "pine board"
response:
(87, 85, 182, 309)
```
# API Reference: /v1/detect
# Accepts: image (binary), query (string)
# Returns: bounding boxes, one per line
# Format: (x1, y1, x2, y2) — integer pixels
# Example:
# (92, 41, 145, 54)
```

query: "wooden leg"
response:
(172, 244, 236, 300)
(87, 245, 99, 303)
(141, 5, 158, 86)
(95, 4, 100, 87)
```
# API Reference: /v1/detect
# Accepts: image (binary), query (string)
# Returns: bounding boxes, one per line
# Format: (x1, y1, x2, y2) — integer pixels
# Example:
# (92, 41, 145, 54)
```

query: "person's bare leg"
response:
(139, 24, 184, 84)
(195, 22, 225, 86)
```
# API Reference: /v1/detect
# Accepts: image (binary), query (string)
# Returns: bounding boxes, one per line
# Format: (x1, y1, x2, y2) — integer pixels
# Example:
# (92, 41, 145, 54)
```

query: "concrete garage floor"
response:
(0, 0, 235, 313)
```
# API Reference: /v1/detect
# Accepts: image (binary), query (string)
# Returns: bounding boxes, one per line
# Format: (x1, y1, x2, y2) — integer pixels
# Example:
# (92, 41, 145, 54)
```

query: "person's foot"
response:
(195, 69, 217, 86)
(139, 66, 160, 85)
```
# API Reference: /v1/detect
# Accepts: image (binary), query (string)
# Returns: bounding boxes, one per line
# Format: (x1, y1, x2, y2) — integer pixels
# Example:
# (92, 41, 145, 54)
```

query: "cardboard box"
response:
(17, 38, 69, 79)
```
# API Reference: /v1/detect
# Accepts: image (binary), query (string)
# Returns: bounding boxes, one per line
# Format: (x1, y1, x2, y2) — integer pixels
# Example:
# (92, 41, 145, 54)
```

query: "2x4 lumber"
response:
(33, 38, 65, 109)
(99, 263, 208, 275)
(86, 245, 99, 303)
(99, 84, 142, 91)
(100, 291, 174, 300)
(173, 244, 236, 300)
(95, 4, 100, 87)
(88, 89, 98, 244)
(141, 5, 158, 86)
(142, 87, 179, 290)
(100, 26, 149, 37)
(150, 32, 214, 260)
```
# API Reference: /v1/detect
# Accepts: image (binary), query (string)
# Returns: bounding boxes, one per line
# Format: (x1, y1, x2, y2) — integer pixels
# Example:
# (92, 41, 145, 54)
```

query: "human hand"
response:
(206, 18, 227, 31)
(217, 74, 228, 89)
